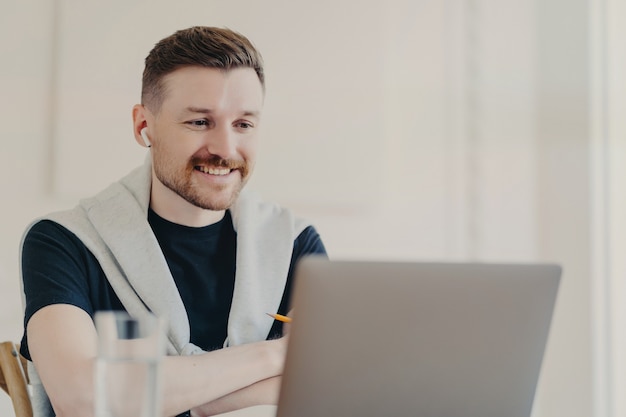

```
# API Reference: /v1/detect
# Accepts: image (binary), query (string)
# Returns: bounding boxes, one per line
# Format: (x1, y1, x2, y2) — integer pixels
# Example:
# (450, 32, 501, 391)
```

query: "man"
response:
(20, 26, 326, 417)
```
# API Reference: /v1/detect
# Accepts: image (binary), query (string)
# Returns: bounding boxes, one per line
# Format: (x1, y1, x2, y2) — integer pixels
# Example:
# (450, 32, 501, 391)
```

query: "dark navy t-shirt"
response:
(20, 209, 326, 360)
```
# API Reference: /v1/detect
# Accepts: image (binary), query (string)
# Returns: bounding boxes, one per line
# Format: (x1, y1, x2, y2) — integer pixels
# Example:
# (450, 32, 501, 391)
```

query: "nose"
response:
(206, 125, 236, 159)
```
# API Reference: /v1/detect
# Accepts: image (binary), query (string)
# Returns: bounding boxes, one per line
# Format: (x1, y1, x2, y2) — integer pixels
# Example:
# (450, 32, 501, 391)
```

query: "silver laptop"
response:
(276, 257, 561, 417)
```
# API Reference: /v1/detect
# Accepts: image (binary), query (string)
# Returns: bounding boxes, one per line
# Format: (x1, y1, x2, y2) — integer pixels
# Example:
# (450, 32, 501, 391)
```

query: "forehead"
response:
(159, 66, 264, 114)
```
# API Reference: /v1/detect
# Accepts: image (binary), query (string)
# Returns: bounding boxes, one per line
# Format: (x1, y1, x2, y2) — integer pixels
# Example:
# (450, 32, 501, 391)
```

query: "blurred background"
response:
(1, 1, 624, 416)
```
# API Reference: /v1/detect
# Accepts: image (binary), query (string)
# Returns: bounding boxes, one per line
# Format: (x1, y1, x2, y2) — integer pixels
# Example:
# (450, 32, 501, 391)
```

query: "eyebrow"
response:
(182, 106, 260, 118)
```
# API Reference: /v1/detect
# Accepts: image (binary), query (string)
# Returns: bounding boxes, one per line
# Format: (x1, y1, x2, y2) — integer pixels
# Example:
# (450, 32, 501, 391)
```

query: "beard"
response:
(153, 152, 250, 211)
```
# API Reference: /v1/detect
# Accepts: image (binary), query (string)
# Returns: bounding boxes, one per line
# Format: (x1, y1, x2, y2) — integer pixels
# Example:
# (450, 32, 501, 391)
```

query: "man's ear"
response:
(132, 104, 151, 148)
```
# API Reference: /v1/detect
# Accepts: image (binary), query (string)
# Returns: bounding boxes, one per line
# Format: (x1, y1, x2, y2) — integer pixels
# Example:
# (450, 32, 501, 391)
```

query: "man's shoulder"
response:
(293, 225, 327, 257)
(24, 218, 90, 253)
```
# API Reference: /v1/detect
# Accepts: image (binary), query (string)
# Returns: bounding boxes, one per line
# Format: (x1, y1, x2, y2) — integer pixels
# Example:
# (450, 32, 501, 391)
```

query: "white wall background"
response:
(0, 0, 623, 416)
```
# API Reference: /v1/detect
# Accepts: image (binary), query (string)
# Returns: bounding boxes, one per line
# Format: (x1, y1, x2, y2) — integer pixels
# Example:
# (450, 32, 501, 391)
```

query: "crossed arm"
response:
(27, 304, 288, 417)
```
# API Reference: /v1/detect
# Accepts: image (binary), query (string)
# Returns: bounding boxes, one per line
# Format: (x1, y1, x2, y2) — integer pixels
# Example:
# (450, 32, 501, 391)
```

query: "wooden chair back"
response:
(0, 342, 33, 417)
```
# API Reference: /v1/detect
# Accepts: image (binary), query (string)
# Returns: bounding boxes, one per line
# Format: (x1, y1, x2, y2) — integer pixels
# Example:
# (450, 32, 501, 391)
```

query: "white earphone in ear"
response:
(140, 127, 152, 148)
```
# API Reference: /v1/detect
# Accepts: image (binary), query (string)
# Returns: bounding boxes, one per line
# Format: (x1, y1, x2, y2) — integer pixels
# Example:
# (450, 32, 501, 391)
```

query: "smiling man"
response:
(20, 27, 326, 417)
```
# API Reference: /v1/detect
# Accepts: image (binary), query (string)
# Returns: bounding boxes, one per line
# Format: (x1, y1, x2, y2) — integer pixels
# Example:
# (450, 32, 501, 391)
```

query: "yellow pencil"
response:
(266, 312, 292, 323)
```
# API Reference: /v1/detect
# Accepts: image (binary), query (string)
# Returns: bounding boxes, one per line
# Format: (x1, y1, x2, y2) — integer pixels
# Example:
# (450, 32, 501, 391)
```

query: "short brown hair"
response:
(141, 26, 264, 112)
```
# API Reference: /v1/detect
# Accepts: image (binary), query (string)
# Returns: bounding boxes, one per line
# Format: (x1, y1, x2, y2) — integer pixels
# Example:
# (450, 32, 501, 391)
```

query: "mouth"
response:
(194, 165, 234, 176)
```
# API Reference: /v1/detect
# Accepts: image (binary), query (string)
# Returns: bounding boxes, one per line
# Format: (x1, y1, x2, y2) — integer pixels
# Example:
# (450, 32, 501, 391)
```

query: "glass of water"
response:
(94, 311, 166, 417)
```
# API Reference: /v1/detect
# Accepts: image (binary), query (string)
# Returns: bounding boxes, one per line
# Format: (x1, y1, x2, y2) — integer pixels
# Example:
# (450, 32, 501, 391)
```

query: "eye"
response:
(235, 121, 254, 130)
(186, 119, 211, 129)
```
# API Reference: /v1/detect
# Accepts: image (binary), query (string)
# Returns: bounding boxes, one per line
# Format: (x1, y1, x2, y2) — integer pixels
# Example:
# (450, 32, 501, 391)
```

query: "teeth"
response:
(199, 166, 230, 176)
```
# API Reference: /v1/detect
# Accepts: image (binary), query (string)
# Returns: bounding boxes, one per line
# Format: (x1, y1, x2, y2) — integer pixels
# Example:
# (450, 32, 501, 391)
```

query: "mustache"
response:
(191, 155, 247, 170)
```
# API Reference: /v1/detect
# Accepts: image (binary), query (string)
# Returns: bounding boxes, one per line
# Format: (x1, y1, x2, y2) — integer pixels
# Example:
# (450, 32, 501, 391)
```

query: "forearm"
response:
(190, 376, 281, 417)
(35, 340, 283, 417)
(161, 340, 286, 417)
(28, 305, 287, 417)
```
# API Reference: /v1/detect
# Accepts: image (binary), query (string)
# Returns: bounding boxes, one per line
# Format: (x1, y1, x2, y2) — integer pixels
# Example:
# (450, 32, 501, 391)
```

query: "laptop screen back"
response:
(277, 258, 561, 417)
